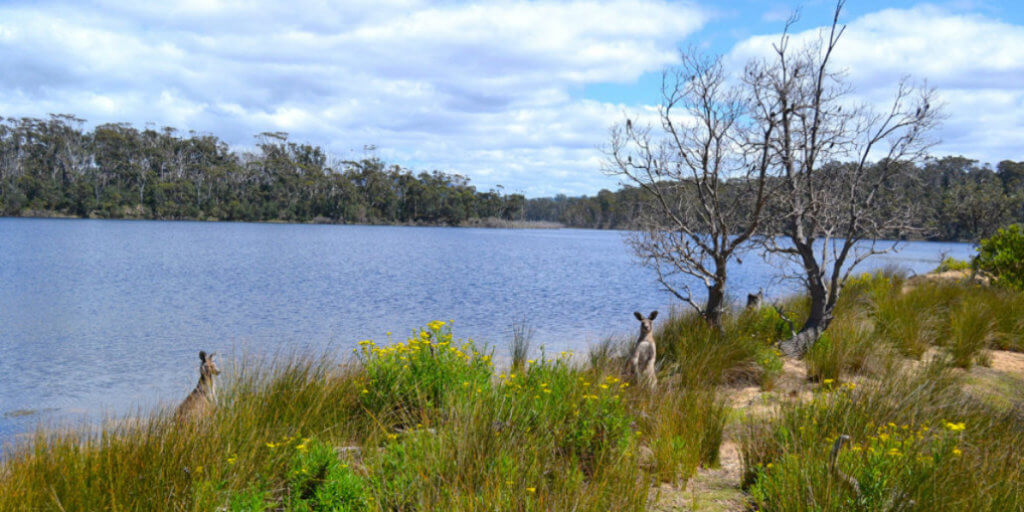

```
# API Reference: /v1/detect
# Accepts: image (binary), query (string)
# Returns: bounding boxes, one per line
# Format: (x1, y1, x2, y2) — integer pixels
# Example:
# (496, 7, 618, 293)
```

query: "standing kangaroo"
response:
(175, 351, 221, 421)
(629, 311, 658, 389)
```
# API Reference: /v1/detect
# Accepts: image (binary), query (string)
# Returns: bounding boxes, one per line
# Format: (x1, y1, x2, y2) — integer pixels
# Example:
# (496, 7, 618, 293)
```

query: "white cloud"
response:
(729, 5, 1024, 165)
(0, 0, 708, 196)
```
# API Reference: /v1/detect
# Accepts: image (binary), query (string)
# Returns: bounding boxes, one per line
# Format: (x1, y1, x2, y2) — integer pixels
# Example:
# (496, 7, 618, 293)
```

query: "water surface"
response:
(0, 218, 974, 442)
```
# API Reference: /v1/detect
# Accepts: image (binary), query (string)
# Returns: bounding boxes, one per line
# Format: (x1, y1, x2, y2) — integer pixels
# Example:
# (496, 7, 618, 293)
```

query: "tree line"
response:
(0, 114, 527, 226)
(533, 156, 1024, 243)
(1, 114, 1020, 244)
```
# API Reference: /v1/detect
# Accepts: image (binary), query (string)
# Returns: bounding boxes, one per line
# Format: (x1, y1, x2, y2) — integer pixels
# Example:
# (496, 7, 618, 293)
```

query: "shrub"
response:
(284, 437, 369, 511)
(355, 321, 493, 423)
(936, 256, 971, 273)
(974, 223, 1024, 291)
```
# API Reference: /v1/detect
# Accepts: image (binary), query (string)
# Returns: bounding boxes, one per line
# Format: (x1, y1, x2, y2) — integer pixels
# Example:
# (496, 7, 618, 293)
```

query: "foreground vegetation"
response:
(743, 272, 1024, 511)
(1, 271, 1022, 510)
(0, 321, 737, 511)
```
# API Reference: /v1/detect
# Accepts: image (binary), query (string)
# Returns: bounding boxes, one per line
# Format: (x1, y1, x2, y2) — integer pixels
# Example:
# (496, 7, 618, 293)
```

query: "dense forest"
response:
(526, 157, 1024, 242)
(1, 115, 1021, 241)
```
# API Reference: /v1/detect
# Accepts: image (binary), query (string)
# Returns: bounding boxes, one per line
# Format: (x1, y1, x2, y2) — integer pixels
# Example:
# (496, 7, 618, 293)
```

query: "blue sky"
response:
(1, 0, 1023, 196)
(580, 0, 1024, 105)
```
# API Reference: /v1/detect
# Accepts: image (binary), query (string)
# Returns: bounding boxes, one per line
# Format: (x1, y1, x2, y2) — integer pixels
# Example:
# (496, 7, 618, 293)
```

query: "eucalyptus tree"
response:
(749, 2, 941, 356)
(606, 50, 775, 327)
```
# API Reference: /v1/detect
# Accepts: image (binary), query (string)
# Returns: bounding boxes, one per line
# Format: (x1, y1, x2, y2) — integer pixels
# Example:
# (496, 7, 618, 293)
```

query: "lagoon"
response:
(0, 218, 974, 442)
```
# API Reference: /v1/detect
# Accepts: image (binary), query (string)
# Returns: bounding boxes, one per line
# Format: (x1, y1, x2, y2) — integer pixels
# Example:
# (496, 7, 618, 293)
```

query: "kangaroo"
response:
(175, 351, 221, 421)
(746, 290, 764, 309)
(629, 311, 658, 389)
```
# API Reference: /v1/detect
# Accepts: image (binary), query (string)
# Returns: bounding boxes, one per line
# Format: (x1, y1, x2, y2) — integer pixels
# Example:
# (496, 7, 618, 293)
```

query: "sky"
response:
(1, 1, 1022, 197)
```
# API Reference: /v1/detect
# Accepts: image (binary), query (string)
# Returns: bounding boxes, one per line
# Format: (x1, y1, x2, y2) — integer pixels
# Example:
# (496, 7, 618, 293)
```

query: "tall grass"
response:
(0, 322, 726, 511)
(740, 363, 1024, 511)
(948, 300, 996, 368)
(805, 310, 881, 382)
(655, 306, 790, 389)
(508, 316, 535, 371)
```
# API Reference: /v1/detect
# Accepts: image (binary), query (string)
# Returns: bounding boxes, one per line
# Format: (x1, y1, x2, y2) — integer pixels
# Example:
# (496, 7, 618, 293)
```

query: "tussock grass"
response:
(656, 307, 790, 389)
(740, 272, 1024, 511)
(740, 363, 1024, 511)
(806, 310, 882, 382)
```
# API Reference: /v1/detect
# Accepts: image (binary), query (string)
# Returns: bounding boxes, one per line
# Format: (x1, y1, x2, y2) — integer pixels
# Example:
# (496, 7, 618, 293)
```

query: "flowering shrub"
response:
(356, 321, 493, 417)
(739, 369, 1005, 512)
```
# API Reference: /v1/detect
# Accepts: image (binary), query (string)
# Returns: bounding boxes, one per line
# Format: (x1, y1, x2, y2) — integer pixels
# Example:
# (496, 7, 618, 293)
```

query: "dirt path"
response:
(988, 350, 1024, 378)
(651, 359, 811, 511)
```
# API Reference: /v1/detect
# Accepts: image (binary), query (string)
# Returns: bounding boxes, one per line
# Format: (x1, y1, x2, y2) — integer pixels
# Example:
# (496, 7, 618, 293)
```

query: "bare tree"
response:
(605, 50, 775, 327)
(749, 2, 940, 357)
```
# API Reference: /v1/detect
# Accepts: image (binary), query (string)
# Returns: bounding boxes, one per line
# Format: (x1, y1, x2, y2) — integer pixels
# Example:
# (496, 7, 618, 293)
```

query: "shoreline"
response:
(0, 212, 987, 242)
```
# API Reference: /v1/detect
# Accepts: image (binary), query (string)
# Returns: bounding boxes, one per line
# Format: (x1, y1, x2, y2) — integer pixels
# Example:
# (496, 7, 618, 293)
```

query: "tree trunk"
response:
(779, 277, 833, 357)
(704, 257, 728, 328)
(705, 283, 725, 328)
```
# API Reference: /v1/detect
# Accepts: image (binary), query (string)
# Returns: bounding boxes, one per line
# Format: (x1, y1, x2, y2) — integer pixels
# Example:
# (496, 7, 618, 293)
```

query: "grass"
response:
(2, 272, 1023, 510)
(740, 272, 1024, 511)
(508, 316, 535, 371)
(655, 306, 791, 389)
(740, 363, 1024, 511)
(0, 322, 726, 511)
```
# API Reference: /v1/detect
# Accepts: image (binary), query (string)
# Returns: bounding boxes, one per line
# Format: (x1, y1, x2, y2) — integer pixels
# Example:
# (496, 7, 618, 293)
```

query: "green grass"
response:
(0, 322, 726, 511)
(740, 273, 1024, 511)
(740, 363, 1024, 511)
(655, 306, 791, 389)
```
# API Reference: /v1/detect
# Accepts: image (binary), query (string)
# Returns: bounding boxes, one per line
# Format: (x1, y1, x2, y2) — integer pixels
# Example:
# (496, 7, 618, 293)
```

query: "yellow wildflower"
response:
(945, 422, 966, 432)
(526, 487, 536, 493)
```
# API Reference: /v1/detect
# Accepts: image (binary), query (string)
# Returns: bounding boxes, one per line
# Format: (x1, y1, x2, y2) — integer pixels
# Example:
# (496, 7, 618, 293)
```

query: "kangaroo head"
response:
(633, 310, 658, 338)
(199, 351, 221, 378)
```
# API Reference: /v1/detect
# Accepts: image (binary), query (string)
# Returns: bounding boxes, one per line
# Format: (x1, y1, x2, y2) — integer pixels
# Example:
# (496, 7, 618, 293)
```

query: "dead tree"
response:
(748, 1, 940, 356)
(606, 50, 775, 327)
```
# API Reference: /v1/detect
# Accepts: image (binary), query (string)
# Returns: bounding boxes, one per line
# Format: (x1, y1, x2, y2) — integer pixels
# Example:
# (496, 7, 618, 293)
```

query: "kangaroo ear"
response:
(649, 311, 658, 320)
(634, 311, 643, 321)
(199, 351, 207, 362)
